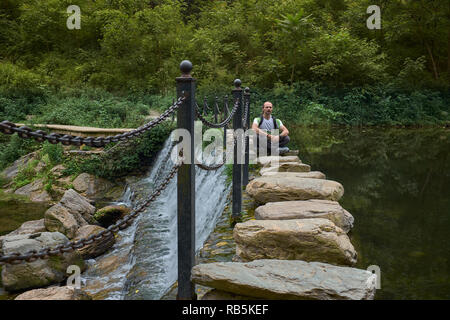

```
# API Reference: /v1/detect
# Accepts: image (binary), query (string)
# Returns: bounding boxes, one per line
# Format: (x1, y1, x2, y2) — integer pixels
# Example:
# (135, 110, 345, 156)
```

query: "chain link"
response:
(195, 98, 239, 129)
(242, 99, 250, 129)
(0, 96, 186, 147)
(0, 161, 181, 265)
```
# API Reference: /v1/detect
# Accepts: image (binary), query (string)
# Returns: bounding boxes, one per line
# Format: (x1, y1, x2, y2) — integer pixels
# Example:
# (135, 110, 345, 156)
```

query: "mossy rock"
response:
(94, 205, 131, 227)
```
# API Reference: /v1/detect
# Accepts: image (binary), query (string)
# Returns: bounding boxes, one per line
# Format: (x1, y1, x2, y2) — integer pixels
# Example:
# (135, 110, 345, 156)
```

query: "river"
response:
(289, 126, 450, 299)
(1, 127, 449, 299)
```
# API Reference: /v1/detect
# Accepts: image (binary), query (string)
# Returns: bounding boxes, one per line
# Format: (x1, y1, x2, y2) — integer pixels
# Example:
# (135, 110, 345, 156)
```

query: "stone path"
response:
(192, 153, 377, 300)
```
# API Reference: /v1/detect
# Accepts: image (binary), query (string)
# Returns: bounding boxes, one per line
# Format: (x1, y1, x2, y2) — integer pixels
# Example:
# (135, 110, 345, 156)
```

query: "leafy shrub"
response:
(12, 159, 38, 189)
(64, 122, 174, 179)
(300, 102, 344, 125)
(0, 135, 39, 171)
(41, 141, 64, 165)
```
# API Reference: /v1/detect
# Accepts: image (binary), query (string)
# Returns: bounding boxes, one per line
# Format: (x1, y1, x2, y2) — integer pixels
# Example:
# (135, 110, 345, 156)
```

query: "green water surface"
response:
(289, 126, 450, 300)
(0, 192, 49, 236)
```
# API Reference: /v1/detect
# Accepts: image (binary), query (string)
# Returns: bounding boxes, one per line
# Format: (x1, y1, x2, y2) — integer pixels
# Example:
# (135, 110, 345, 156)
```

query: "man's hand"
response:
(270, 135, 280, 143)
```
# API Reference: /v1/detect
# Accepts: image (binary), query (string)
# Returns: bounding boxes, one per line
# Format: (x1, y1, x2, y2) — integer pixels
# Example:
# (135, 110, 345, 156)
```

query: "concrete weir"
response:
(193, 153, 377, 300)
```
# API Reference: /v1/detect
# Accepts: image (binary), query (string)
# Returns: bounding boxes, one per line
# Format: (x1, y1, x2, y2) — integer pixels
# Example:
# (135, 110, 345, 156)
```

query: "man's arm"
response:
(279, 125, 289, 137)
(252, 122, 270, 138)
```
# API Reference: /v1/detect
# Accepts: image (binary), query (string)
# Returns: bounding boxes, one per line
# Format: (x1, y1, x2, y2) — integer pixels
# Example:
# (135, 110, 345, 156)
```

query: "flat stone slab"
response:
(15, 286, 92, 300)
(191, 260, 376, 300)
(255, 199, 354, 233)
(256, 156, 300, 166)
(233, 218, 356, 266)
(261, 171, 326, 179)
(260, 162, 311, 175)
(246, 176, 344, 203)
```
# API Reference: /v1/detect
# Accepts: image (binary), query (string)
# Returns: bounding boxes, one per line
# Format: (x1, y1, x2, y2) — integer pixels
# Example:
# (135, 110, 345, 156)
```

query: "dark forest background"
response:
(0, 0, 449, 170)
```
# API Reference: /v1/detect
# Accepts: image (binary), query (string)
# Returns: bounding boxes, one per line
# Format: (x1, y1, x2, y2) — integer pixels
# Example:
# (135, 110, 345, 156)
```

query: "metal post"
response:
(243, 87, 250, 186)
(223, 95, 229, 150)
(203, 96, 208, 115)
(232, 79, 243, 222)
(176, 60, 196, 300)
(214, 96, 219, 123)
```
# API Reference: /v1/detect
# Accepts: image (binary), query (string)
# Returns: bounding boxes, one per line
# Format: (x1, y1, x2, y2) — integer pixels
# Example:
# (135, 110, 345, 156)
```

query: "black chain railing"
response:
(0, 96, 186, 148)
(195, 98, 239, 129)
(242, 99, 250, 129)
(0, 161, 181, 265)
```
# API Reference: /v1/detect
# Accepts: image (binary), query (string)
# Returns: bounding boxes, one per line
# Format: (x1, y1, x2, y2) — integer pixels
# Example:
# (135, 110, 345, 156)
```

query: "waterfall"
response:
(81, 137, 230, 300)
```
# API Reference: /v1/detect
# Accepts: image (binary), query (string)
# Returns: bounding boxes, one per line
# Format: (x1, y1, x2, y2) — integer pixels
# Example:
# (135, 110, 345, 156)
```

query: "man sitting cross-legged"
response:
(251, 101, 290, 156)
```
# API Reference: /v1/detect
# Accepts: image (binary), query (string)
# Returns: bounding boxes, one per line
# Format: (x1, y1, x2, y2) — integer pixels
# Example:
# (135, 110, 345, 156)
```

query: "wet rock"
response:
(201, 289, 259, 300)
(15, 286, 92, 300)
(260, 171, 326, 179)
(1, 232, 85, 292)
(14, 179, 52, 203)
(259, 162, 311, 175)
(50, 165, 67, 178)
(44, 204, 85, 239)
(59, 189, 96, 224)
(1, 219, 46, 238)
(191, 259, 376, 300)
(94, 205, 131, 227)
(246, 176, 344, 203)
(1, 152, 37, 181)
(256, 156, 300, 167)
(85, 254, 128, 277)
(233, 218, 357, 266)
(74, 225, 115, 259)
(255, 199, 354, 233)
(72, 173, 114, 198)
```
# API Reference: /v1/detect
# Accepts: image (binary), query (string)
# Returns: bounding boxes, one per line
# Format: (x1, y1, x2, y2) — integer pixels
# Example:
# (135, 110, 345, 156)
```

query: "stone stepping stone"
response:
(15, 286, 92, 300)
(256, 155, 300, 166)
(191, 259, 376, 300)
(261, 171, 326, 179)
(233, 218, 356, 266)
(246, 176, 344, 203)
(259, 162, 311, 175)
(255, 199, 354, 233)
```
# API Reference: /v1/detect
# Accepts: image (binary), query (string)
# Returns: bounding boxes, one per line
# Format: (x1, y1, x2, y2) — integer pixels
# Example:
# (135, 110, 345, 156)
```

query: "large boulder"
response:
(259, 162, 311, 175)
(191, 260, 376, 300)
(246, 176, 344, 203)
(1, 219, 46, 238)
(94, 205, 131, 227)
(255, 200, 354, 233)
(74, 225, 115, 259)
(1, 232, 85, 292)
(14, 179, 52, 203)
(1, 152, 37, 181)
(201, 289, 258, 300)
(260, 171, 326, 179)
(59, 189, 96, 224)
(15, 286, 92, 300)
(44, 204, 86, 239)
(72, 173, 114, 198)
(233, 218, 357, 266)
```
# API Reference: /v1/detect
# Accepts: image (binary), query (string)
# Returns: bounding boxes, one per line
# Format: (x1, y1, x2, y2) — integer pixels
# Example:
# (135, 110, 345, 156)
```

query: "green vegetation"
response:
(63, 122, 175, 180)
(0, 0, 449, 174)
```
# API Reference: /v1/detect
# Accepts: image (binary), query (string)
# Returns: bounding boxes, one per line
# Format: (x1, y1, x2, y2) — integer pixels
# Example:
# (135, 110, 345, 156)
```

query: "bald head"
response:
(262, 101, 273, 118)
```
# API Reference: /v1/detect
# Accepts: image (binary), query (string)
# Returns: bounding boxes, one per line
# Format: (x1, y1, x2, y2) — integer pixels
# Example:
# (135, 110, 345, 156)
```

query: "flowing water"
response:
(81, 138, 230, 300)
(1, 127, 449, 300)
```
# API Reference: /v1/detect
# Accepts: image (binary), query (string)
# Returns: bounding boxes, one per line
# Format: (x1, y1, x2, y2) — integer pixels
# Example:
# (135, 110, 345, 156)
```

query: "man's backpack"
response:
(257, 114, 282, 129)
